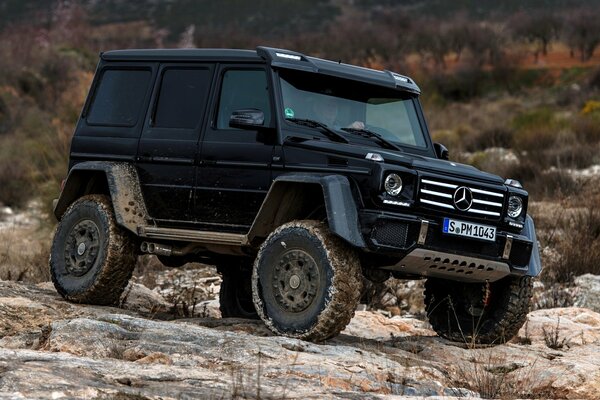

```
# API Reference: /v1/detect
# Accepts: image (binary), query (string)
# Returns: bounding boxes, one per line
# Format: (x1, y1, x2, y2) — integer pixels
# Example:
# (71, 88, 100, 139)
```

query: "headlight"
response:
(384, 173, 403, 196)
(507, 196, 523, 218)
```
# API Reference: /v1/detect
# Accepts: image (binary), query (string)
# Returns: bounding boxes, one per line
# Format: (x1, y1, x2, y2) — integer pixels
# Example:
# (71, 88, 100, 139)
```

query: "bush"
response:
(0, 140, 29, 207)
(542, 198, 600, 283)
(429, 66, 486, 101)
(502, 161, 579, 199)
(573, 114, 600, 145)
(463, 127, 514, 152)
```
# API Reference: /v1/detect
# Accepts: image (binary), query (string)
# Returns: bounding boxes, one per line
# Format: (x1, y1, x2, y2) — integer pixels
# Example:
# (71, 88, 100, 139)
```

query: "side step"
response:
(138, 226, 247, 246)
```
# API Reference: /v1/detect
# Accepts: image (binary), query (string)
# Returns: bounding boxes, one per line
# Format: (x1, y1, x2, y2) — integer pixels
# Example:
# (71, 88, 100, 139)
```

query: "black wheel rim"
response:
(64, 220, 101, 277)
(272, 249, 320, 313)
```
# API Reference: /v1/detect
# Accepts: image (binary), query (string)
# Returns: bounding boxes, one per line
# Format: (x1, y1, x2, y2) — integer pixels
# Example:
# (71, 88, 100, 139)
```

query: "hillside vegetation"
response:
(0, 0, 600, 287)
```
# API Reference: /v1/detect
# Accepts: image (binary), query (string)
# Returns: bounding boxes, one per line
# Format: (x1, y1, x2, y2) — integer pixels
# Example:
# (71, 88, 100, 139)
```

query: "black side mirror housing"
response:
(229, 108, 265, 129)
(434, 142, 449, 160)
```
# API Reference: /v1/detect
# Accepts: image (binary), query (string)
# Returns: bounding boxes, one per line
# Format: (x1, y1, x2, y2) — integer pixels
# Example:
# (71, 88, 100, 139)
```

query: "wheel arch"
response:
(522, 214, 542, 277)
(53, 162, 149, 235)
(247, 174, 366, 248)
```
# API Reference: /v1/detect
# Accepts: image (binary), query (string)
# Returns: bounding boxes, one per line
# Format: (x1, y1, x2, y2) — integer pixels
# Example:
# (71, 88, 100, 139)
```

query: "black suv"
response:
(50, 47, 541, 343)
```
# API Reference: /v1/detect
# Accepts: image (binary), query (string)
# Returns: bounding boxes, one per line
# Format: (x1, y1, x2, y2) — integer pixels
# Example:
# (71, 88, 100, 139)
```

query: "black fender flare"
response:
(247, 173, 366, 248)
(522, 214, 542, 277)
(53, 161, 149, 234)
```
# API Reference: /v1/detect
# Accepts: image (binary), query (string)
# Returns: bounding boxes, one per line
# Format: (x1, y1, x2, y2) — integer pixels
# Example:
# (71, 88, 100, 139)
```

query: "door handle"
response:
(136, 155, 153, 162)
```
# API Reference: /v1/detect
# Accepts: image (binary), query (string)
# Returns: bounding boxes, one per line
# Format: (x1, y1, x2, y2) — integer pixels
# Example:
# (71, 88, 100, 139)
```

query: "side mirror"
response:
(434, 142, 449, 160)
(229, 108, 265, 129)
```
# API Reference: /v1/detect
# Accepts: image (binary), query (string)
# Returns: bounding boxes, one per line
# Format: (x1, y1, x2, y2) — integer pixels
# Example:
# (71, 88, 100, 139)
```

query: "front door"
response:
(195, 66, 276, 232)
(137, 63, 214, 223)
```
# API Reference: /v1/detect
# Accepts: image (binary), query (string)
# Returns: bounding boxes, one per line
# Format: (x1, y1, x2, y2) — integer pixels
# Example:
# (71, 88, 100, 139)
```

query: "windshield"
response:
(279, 69, 427, 148)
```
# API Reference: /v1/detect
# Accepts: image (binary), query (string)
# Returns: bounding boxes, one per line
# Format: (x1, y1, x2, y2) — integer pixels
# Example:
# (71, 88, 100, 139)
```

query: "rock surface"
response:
(0, 280, 599, 399)
(574, 274, 600, 312)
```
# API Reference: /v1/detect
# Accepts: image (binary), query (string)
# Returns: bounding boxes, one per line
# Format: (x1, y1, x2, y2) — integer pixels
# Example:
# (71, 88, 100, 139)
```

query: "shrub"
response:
(573, 114, 600, 145)
(429, 66, 486, 101)
(430, 129, 464, 152)
(0, 140, 29, 207)
(554, 208, 600, 282)
(502, 161, 579, 199)
(510, 108, 563, 153)
(542, 197, 600, 283)
(463, 127, 514, 152)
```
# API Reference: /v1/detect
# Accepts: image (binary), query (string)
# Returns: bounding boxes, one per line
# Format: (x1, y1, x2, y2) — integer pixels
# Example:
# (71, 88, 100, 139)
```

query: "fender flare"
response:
(522, 214, 542, 277)
(247, 173, 366, 248)
(53, 161, 149, 234)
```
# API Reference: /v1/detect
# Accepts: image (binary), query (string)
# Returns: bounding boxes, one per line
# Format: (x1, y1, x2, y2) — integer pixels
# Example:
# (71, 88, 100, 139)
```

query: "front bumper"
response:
(359, 210, 534, 282)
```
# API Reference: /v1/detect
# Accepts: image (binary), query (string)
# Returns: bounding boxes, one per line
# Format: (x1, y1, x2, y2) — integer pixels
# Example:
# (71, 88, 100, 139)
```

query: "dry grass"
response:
(542, 317, 571, 350)
(452, 351, 550, 399)
(537, 195, 600, 283)
(0, 223, 52, 283)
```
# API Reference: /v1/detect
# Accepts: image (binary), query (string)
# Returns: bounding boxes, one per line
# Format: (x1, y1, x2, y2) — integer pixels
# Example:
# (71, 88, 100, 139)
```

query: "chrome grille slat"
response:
(421, 179, 458, 189)
(472, 199, 503, 207)
(420, 189, 452, 198)
(471, 187, 504, 198)
(418, 177, 505, 220)
(467, 208, 500, 216)
(421, 198, 455, 209)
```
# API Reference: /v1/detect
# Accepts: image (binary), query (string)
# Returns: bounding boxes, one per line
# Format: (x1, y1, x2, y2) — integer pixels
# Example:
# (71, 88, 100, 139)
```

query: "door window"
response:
(153, 68, 212, 129)
(216, 70, 271, 130)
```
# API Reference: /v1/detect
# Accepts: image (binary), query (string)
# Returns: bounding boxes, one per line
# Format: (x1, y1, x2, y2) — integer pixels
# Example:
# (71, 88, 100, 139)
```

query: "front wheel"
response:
(50, 194, 137, 305)
(252, 220, 362, 342)
(425, 275, 533, 345)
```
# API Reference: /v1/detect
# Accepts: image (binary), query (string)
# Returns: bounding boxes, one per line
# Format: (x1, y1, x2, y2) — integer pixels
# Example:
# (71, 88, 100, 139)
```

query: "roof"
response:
(101, 47, 420, 94)
(102, 48, 261, 62)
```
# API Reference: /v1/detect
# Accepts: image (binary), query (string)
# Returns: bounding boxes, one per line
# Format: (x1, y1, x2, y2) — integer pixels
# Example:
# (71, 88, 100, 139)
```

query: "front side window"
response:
(87, 69, 151, 126)
(216, 69, 272, 129)
(279, 69, 427, 148)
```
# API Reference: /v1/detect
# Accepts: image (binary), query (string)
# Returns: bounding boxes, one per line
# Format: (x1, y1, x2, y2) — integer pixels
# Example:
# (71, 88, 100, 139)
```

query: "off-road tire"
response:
(425, 275, 533, 345)
(219, 261, 259, 319)
(252, 220, 362, 342)
(50, 194, 137, 305)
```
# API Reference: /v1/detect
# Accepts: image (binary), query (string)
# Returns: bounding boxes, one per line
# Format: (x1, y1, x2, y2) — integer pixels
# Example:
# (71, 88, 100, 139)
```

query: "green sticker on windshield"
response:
(285, 107, 295, 118)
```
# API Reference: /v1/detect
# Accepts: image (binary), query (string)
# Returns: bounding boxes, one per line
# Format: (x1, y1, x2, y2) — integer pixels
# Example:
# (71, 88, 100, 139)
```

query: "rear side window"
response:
(87, 69, 151, 127)
(153, 68, 212, 129)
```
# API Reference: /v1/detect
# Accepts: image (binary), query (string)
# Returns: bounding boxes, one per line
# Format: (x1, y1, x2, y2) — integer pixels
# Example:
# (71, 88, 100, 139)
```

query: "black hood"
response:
(285, 139, 505, 185)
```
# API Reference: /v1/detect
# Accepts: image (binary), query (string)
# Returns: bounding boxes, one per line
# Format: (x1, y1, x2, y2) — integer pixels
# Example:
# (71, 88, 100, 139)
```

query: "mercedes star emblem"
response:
(453, 186, 473, 211)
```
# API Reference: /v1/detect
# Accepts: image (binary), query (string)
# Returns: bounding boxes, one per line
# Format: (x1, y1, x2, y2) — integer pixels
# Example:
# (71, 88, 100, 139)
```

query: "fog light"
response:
(384, 173, 403, 196)
(507, 196, 523, 218)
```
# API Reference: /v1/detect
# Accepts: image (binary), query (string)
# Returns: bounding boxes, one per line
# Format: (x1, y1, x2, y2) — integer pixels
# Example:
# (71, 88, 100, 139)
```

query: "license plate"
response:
(442, 218, 496, 242)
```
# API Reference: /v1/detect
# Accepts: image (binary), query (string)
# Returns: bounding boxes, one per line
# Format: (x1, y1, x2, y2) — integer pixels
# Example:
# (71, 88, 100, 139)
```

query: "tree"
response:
(510, 11, 561, 63)
(564, 8, 600, 62)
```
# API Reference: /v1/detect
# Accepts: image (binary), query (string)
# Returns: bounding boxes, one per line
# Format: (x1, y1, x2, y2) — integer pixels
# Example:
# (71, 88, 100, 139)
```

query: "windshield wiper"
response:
(286, 118, 348, 143)
(341, 127, 402, 151)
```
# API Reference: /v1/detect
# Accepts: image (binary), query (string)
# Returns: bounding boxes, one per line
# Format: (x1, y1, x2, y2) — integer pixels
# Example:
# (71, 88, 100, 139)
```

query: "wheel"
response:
(219, 262, 259, 319)
(50, 194, 137, 305)
(252, 220, 362, 342)
(425, 276, 533, 345)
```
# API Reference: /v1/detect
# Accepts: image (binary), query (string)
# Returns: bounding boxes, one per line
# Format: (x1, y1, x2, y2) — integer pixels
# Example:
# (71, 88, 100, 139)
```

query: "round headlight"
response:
(384, 173, 403, 196)
(507, 195, 523, 218)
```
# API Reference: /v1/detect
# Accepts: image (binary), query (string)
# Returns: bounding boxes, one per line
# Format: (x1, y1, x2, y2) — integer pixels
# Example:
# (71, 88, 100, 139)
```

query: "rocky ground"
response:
(0, 278, 599, 399)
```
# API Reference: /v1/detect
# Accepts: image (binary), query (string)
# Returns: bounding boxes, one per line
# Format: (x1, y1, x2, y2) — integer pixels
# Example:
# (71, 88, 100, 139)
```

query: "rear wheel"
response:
(425, 275, 533, 345)
(219, 260, 259, 319)
(50, 194, 137, 305)
(252, 220, 362, 342)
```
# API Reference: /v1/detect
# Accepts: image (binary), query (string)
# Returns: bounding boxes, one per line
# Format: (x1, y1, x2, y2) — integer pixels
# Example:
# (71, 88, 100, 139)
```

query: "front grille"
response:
(418, 177, 505, 221)
(372, 221, 409, 248)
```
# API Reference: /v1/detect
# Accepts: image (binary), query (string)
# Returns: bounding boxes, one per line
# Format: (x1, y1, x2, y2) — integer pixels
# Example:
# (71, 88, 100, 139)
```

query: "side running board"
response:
(137, 226, 247, 246)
